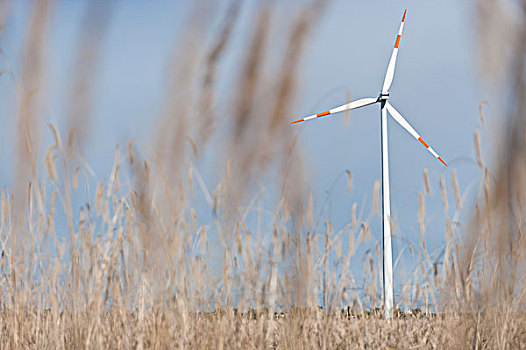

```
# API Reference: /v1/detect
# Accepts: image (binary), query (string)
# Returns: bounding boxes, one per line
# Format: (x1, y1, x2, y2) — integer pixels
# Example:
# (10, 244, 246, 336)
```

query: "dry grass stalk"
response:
(452, 170, 462, 211)
(423, 168, 431, 194)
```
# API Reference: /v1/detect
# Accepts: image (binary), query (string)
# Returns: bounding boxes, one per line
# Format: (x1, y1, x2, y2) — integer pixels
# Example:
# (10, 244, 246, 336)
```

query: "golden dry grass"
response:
(0, 0, 525, 348)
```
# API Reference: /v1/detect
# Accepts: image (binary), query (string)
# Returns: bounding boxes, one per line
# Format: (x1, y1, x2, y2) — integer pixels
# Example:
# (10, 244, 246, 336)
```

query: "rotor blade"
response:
(291, 98, 378, 124)
(382, 9, 407, 93)
(386, 102, 448, 167)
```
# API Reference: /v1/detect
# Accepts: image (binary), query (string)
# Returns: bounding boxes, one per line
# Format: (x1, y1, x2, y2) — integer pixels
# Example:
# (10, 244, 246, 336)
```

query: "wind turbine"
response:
(291, 9, 447, 319)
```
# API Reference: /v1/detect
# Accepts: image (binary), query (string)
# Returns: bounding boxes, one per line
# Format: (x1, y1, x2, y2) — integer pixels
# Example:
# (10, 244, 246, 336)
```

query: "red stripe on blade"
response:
(418, 137, 429, 148)
(317, 111, 330, 118)
(394, 35, 401, 48)
(291, 118, 304, 124)
(438, 157, 448, 167)
(402, 9, 407, 22)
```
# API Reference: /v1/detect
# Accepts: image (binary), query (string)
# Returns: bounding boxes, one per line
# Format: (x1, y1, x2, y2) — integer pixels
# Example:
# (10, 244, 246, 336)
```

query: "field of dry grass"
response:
(1, 0, 526, 348)
(3, 309, 526, 348)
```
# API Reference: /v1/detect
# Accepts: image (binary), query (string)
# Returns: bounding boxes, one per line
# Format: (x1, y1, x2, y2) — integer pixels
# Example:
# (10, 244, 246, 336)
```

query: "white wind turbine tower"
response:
(291, 9, 447, 319)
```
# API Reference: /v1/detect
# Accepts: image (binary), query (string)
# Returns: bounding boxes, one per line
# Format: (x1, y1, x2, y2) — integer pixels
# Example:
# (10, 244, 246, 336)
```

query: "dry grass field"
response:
(1, 0, 526, 348)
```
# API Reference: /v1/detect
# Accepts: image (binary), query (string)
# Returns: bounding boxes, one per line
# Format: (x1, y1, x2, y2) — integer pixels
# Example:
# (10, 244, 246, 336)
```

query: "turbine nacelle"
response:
(379, 91, 390, 101)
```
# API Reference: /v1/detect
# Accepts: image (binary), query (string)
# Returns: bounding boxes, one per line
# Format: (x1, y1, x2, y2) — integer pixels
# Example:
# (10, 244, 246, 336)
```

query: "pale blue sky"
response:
(0, 0, 492, 301)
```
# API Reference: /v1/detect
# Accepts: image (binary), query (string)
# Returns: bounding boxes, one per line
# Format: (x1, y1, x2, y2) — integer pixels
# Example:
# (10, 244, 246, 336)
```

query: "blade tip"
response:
(438, 157, 448, 167)
(291, 119, 303, 124)
(403, 9, 407, 21)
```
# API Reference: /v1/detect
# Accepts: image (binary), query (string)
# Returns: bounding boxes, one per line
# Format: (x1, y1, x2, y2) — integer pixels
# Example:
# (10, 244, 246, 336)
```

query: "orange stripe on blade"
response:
(317, 111, 330, 118)
(291, 118, 304, 124)
(394, 35, 401, 49)
(438, 157, 448, 167)
(418, 137, 429, 148)
(402, 9, 407, 22)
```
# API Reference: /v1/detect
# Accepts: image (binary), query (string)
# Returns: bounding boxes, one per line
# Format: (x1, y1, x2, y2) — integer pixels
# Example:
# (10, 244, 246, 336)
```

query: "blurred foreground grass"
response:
(0, 0, 525, 348)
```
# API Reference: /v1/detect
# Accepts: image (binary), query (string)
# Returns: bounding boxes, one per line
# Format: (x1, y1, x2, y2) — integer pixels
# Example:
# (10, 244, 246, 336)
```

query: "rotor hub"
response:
(379, 91, 390, 101)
